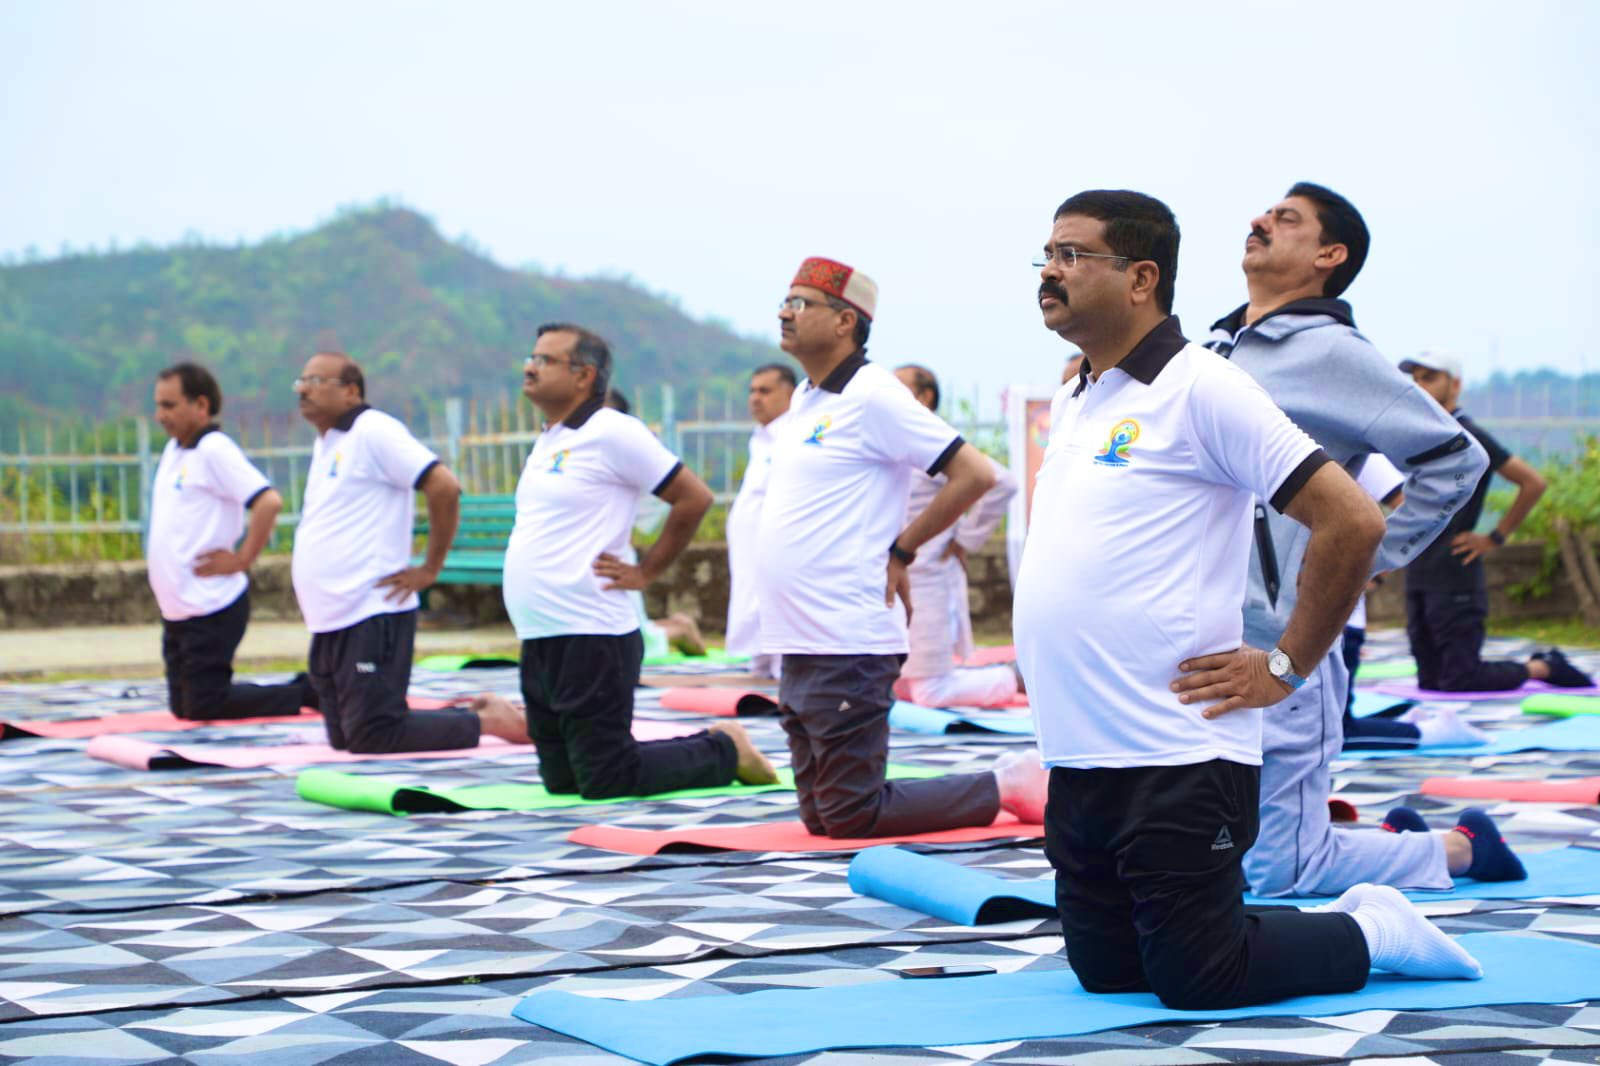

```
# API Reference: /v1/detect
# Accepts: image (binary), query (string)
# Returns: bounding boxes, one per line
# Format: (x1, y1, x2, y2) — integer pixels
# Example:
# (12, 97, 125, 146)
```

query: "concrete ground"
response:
(0, 620, 524, 678)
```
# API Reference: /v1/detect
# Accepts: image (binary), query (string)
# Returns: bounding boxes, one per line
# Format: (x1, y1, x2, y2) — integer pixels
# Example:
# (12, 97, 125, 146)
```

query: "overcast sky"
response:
(3, 1, 1595, 412)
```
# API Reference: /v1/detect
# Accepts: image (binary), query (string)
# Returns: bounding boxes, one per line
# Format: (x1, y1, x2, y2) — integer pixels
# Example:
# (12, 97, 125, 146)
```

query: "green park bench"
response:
(414, 493, 514, 587)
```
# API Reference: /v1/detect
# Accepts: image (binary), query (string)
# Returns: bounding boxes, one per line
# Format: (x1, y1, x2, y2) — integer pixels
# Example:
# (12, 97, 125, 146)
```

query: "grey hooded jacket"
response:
(1204, 298, 1489, 651)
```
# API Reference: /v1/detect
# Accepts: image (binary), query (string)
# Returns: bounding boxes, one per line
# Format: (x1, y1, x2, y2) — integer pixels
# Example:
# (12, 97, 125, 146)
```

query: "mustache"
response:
(1249, 225, 1270, 246)
(1039, 281, 1069, 305)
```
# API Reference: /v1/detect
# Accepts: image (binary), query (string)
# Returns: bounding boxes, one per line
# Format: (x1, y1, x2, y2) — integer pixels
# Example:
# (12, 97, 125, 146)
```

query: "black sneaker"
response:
(1532, 648, 1596, 688)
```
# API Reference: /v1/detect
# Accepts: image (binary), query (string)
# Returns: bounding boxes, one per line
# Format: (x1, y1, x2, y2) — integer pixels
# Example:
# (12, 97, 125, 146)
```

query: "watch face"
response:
(1267, 649, 1290, 677)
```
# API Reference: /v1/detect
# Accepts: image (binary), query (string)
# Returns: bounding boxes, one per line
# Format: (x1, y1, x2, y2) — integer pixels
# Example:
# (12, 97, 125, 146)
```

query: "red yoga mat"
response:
(568, 815, 1044, 855)
(1421, 776, 1600, 804)
(658, 688, 779, 717)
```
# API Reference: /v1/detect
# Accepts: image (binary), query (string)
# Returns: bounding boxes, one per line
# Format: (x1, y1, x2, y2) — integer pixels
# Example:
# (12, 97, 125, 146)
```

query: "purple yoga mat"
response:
(1374, 680, 1600, 702)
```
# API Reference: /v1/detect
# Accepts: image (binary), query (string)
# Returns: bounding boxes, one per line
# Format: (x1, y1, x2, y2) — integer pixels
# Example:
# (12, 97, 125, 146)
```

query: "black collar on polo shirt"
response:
(814, 348, 869, 394)
(562, 395, 606, 429)
(331, 404, 371, 432)
(180, 423, 222, 450)
(1073, 315, 1188, 397)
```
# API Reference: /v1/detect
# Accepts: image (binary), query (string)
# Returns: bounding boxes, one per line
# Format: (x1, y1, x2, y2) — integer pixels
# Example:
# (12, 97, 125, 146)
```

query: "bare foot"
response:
(708, 720, 779, 784)
(470, 692, 532, 745)
(661, 612, 707, 657)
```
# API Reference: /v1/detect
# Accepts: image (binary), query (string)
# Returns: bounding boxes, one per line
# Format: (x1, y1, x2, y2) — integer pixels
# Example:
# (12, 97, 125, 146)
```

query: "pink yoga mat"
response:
(0, 695, 471, 741)
(568, 815, 1045, 855)
(658, 688, 779, 717)
(1375, 680, 1600, 702)
(1421, 776, 1600, 804)
(1, 707, 317, 740)
(962, 645, 1017, 667)
(86, 719, 702, 771)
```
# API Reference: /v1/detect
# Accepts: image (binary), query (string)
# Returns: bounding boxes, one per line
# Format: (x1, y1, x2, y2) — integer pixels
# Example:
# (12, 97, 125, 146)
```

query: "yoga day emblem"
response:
(1094, 418, 1141, 467)
(327, 451, 342, 477)
(173, 462, 187, 491)
(548, 449, 570, 474)
(804, 416, 832, 446)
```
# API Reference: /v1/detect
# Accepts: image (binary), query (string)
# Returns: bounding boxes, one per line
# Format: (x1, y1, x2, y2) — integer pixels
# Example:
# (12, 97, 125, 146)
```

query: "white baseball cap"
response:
(1398, 351, 1464, 380)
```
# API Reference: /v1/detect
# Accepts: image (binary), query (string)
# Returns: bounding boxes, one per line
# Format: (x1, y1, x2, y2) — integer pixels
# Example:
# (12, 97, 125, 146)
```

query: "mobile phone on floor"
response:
(895, 964, 997, 979)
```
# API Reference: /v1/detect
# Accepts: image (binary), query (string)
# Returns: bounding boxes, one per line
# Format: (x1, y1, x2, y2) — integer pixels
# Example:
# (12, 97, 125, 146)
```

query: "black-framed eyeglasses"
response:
(778, 295, 837, 314)
(1032, 246, 1133, 269)
(524, 354, 574, 369)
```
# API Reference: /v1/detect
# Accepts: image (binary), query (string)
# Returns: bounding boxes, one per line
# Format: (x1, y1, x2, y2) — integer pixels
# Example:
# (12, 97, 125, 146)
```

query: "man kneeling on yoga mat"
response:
(481, 323, 776, 800)
(1015, 190, 1483, 1010)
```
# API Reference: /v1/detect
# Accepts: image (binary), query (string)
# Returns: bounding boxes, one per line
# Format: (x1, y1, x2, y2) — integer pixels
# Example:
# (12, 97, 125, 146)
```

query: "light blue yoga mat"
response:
(888, 701, 1036, 735)
(847, 845, 1600, 926)
(513, 932, 1600, 1065)
(1349, 689, 1415, 719)
(1338, 714, 1600, 760)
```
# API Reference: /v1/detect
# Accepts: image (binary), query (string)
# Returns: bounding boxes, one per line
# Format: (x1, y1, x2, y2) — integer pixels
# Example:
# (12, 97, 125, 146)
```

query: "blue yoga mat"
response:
(513, 932, 1600, 1065)
(888, 700, 1036, 736)
(847, 845, 1600, 926)
(1338, 714, 1600, 760)
(1349, 689, 1415, 719)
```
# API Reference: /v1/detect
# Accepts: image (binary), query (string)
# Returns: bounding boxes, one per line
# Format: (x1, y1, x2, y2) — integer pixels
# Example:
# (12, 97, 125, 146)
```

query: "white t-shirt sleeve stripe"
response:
(603, 416, 682, 494)
(1186, 361, 1321, 504)
(367, 412, 440, 490)
(861, 381, 962, 472)
(204, 434, 272, 506)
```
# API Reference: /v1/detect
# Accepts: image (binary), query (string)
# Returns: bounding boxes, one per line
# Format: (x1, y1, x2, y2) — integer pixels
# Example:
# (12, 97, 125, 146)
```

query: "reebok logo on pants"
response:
(1212, 826, 1234, 851)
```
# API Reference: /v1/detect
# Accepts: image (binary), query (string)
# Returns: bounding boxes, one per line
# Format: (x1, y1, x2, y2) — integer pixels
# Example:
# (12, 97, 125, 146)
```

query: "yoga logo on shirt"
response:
(328, 451, 342, 478)
(1093, 419, 1141, 467)
(548, 449, 571, 474)
(174, 462, 187, 492)
(803, 416, 832, 446)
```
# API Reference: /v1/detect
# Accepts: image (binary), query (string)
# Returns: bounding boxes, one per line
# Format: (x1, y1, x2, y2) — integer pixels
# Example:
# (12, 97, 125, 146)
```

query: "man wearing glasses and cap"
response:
(1398, 351, 1591, 693)
(757, 258, 1048, 838)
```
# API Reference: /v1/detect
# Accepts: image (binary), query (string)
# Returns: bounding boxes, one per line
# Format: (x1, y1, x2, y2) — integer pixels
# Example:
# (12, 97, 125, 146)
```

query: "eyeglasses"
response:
(524, 354, 574, 369)
(778, 295, 836, 314)
(1032, 246, 1133, 269)
(292, 375, 339, 390)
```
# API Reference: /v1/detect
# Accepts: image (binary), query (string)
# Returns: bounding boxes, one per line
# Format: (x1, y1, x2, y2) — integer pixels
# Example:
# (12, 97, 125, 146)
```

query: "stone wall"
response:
(0, 541, 1579, 632)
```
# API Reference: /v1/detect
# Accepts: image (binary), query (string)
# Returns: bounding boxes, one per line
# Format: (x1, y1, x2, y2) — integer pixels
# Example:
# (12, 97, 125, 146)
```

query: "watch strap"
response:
(889, 541, 917, 565)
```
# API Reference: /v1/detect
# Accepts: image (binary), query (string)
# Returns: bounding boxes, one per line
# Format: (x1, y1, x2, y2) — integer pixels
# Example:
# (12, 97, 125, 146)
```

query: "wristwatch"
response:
(1488, 529, 1506, 547)
(889, 541, 917, 565)
(1267, 647, 1307, 691)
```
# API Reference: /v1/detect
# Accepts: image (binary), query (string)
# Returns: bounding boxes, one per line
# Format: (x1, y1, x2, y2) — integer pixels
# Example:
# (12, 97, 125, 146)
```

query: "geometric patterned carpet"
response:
(1, 631, 1598, 1064)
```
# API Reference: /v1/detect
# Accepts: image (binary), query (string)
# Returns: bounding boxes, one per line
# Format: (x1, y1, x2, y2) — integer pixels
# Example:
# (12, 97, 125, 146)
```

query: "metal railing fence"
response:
(3, 382, 1591, 565)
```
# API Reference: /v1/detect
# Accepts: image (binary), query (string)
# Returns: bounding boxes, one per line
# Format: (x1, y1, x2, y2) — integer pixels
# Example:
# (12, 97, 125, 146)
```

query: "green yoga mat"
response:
(1523, 693, 1600, 718)
(296, 763, 942, 815)
(642, 646, 749, 668)
(416, 653, 517, 671)
(1355, 659, 1417, 680)
(417, 647, 751, 672)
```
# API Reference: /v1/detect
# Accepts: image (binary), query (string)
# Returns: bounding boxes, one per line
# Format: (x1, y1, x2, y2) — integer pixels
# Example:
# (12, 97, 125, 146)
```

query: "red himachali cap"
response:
(792, 257, 879, 320)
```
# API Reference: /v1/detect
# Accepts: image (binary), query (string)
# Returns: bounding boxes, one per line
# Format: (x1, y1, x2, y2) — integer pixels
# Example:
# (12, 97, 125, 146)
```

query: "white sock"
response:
(1347, 884, 1483, 979)
(1405, 707, 1490, 748)
(993, 748, 1048, 824)
(1303, 883, 1375, 914)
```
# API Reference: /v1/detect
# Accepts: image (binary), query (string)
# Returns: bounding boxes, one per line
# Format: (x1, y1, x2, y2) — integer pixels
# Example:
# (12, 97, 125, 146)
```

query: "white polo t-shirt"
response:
(1014, 317, 1328, 769)
(725, 411, 790, 658)
(147, 426, 272, 622)
(756, 353, 964, 656)
(502, 399, 683, 640)
(291, 405, 440, 634)
(1348, 452, 1405, 630)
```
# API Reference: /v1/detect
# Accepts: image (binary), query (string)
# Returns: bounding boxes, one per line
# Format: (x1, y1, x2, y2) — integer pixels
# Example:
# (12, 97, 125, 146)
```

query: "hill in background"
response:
(0, 205, 782, 427)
